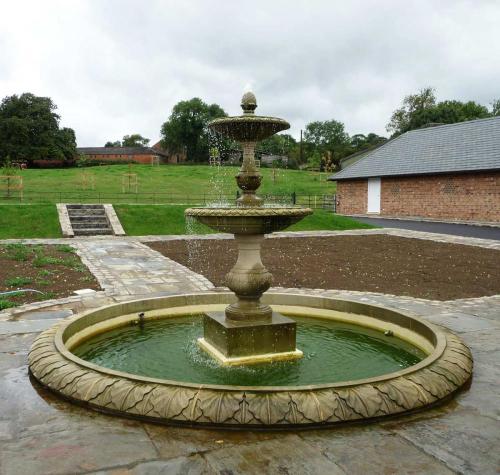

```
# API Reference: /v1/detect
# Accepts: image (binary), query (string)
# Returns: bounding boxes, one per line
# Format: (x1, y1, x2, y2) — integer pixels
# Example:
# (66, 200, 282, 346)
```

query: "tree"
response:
(350, 133, 387, 153)
(303, 119, 350, 169)
(491, 99, 500, 116)
(105, 140, 121, 147)
(406, 100, 490, 130)
(56, 127, 77, 161)
(160, 98, 227, 162)
(258, 133, 297, 156)
(386, 88, 498, 136)
(122, 134, 150, 147)
(0, 93, 76, 164)
(386, 87, 436, 135)
(307, 150, 322, 169)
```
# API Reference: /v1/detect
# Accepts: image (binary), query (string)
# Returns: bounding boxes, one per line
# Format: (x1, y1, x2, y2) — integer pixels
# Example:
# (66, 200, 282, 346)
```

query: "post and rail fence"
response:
(0, 191, 336, 211)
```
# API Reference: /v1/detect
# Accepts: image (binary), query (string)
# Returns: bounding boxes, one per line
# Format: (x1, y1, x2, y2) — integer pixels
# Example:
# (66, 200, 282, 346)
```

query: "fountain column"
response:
(188, 91, 309, 365)
(225, 234, 272, 321)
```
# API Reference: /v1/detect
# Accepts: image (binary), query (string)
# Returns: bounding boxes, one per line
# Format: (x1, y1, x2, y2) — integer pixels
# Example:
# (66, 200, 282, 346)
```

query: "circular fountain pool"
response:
(73, 315, 425, 386)
(29, 292, 472, 429)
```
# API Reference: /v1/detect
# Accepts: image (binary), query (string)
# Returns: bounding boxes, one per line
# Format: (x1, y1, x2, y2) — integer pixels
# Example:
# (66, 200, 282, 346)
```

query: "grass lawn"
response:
(3, 165, 335, 203)
(0, 204, 374, 239)
(0, 205, 62, 238)
(114, 205, 375, 236)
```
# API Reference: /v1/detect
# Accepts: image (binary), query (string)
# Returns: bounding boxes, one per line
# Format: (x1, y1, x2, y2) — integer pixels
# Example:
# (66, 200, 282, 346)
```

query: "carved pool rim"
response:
(28, 291, 473, 428)
(184, 207, 313, 218)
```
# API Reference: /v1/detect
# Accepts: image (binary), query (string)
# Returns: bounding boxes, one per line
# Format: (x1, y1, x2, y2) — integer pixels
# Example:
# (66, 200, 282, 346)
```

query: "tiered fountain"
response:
(186, 92, 312, 365)
(28, 92, 472, 429)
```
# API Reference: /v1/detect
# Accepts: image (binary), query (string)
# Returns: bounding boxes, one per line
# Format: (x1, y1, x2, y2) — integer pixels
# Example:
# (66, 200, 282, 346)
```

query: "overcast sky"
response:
(1, 0, 499, 146)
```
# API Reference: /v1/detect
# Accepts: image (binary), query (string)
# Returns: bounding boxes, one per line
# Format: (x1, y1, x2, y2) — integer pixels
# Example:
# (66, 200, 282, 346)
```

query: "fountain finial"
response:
(241, 91, 257, 114)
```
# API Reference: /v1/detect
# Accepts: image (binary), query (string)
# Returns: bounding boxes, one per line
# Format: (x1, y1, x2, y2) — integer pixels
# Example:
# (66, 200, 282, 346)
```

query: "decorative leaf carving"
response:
(328, 392, 356, 421)
(375, 378, 428, 410)
(407, 368, 451, 399)
(245, 392, 290, 425)
(197, 390, 243, 423)
(335, 386, 384, 418)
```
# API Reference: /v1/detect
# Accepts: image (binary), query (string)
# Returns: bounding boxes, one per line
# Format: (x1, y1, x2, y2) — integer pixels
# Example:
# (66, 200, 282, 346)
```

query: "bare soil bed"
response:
(0, 243, 100, 309)
(149, 235, 500, 300)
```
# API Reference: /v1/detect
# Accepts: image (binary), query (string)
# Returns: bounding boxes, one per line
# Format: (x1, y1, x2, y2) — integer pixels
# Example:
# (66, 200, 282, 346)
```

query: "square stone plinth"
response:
(199, 311, 302, 365)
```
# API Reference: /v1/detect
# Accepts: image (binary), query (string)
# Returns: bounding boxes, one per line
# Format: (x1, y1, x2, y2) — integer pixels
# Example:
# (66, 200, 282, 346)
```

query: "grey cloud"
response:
(0, 0, 498, 146)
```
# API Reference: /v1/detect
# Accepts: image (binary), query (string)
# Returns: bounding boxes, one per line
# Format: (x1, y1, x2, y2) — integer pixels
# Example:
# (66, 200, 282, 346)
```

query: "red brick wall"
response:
(86, 153, 158, 164)
(336, 172, 500, 222)
(336, 180, 368, 214)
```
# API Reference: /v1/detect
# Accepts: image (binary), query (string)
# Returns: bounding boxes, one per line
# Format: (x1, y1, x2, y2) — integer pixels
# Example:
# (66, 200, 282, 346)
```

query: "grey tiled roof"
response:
(330, 116, 500, 180)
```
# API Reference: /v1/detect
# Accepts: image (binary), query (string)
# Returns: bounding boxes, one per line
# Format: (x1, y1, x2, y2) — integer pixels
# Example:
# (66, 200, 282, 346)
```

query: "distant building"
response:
(77, 143, 186, 165)
(329, 117, 500, 223)
(152, 141, 187, 164)
(259, 153, 288, 166)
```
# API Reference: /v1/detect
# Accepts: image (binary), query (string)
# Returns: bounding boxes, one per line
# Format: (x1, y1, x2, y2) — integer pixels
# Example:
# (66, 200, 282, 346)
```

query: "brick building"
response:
(78, 143, 186, 165)
(329, 117, 500, 223)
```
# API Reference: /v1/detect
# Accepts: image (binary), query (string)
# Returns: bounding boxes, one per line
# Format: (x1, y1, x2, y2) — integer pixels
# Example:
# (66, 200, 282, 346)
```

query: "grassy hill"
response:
(2, 164, 336, 204)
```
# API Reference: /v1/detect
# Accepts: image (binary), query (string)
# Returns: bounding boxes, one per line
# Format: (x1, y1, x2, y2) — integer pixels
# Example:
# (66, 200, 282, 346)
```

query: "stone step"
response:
(68, 210, 107, 217)
(69, 216, 109, 223)
(58, 203, 125, 237)
(73, 228, 114, 236)
(70, 222, 111, 230)
(66, 204, 104, 210)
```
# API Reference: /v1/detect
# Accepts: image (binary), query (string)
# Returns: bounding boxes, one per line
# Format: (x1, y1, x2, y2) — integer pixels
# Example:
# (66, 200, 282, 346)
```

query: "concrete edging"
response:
(103, 204, 126, 236)
(56, 204, 74, 238)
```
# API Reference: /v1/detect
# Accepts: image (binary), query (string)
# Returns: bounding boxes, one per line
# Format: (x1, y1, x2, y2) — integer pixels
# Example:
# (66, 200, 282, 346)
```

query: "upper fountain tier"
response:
(185, 91, 312, 233)
(209, 91, 290, 142)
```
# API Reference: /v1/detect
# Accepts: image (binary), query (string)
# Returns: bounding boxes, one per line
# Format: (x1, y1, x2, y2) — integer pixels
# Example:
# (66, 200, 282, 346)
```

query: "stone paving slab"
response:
(72, 239, 214, 297)
(88, 456, 212, 475)
(300, 426, 455, 474)
(425, 311, 500, 333)
(0, 319, 64, 335)
(20, 309, 73, 321)
(385, 407, 500, 474)
(203, 435, 346, 474)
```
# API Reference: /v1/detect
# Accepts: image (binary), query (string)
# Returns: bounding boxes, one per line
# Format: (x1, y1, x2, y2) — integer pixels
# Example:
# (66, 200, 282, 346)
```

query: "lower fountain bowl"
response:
(28, 291, 472, 429)
(184, 207, 313, 234)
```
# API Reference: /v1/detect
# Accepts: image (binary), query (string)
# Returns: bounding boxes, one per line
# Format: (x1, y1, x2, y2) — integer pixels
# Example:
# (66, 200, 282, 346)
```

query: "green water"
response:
(73, 315, 425, 386)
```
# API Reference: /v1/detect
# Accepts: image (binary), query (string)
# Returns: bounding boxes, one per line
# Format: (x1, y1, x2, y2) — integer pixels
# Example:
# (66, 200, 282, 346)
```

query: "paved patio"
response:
(0, 230, 499, 474)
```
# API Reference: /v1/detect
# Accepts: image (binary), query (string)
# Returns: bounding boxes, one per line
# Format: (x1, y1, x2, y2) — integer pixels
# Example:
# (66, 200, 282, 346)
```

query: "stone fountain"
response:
(28, 91, 472, 430)
(185, 92, 312, 365)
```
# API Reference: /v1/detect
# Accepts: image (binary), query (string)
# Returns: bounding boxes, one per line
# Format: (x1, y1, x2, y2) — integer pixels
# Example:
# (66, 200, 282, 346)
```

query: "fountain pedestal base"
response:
(199, 311, 302, 366)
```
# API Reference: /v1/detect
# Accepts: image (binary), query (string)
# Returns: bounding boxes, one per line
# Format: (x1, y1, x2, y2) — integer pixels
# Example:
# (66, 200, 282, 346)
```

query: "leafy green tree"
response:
(350, 133, 387, 152)
(56, 127, 77, 160)
(491, 99, 500, 116)
(386, 87, 437, 135)
(105, 140, 121, 147)
(387, 88, 498, 136)
(0, 93, 76, 164)
(307, 150, 322, 169)
(122, 134, 150, 147)
(160, 98, 227, 162)
(258, 133, 297, 155)
(406, 100, 490, 130)
(303, 119, 350, 169)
